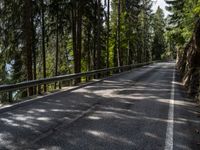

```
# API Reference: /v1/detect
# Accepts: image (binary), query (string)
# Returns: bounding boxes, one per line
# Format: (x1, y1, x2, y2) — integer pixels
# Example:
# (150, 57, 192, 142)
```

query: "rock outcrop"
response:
(177, 19, 200, 100)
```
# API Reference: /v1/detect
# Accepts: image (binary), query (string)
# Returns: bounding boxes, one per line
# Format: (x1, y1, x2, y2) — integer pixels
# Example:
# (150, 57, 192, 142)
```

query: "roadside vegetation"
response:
(0, 0, 176, 103)
(165, 0, 200, 101)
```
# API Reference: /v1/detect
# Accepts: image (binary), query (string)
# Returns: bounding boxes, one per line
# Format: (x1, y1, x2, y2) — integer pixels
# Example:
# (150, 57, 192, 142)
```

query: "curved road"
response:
(0, 62, 200, 150)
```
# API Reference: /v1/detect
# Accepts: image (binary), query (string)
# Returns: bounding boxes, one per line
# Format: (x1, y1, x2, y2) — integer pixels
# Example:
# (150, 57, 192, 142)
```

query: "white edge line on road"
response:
(164, 68, 175, 150)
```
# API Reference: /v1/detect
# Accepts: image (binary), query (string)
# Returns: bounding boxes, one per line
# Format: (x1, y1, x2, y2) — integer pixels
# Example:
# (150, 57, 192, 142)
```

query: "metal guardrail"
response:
(0, 62, 152, 93)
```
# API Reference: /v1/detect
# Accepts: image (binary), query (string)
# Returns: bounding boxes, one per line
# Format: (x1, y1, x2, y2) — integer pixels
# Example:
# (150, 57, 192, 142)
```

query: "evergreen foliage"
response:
(0, 0, 167, 102)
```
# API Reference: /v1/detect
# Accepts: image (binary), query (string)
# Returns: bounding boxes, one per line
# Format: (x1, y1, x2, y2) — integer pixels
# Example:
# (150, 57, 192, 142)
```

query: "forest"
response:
(0, 0, 199, 103)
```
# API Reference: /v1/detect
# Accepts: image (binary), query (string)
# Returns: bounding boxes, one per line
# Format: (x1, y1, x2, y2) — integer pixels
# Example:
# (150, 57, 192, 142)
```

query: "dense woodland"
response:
(164, 0, 200, 100)
(0, 0, 175, 102)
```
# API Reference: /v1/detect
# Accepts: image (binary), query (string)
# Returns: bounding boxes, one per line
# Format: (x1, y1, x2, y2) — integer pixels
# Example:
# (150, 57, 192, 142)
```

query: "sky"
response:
(152, 0, 170, 17)
(101, 0, 170, 17)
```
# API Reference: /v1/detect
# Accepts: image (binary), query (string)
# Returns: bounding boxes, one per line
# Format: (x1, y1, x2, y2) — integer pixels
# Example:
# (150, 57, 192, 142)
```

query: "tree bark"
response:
(23, 0, 33, 96)
(72, 2, 77, 74)
(71, 0, 82, 84)
(93, 2, 97, 71)
(106, 0, 110, 68)
(77, 3, 82, 74)
(96, 0, 101, 70)
(117, 0, 121, 67)
(32, 16, 37, 95)
(55, 4, 59, 89)
(87, 25, 91, 72)
(41, 0, 47, 92)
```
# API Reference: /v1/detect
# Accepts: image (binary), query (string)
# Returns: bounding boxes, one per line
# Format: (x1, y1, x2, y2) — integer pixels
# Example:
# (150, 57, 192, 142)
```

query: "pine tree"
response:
(23, 0, 33, 95)
(152, 7, 166, 60)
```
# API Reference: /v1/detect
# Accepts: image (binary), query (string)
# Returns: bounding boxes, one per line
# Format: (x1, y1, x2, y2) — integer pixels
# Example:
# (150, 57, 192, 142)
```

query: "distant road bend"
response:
(0, 62, 200, 150)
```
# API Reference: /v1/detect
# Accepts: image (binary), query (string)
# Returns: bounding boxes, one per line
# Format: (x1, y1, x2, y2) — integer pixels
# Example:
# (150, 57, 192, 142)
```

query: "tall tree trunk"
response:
(55, 5, 59, 89)
(32, 17, 37, 95)
(41, 0, 47, 92)
(142, 0, 147, 62)
(71, 1, 82, 84)
(106, 0, 110, 68)
(136, 27, 142, 63)
(23, 0, 33, 96)
(117, 0, 121, 67)
(93, 2, 97, 70)
(113, 29, 118, 67)
(143, 25, 146, 62)
(87, 25, 91, 72)
(127, 37, 130, 65)
(72, 2, 77, 74)
(77, 3, 82, 74)
(96, 0, 101, 70)
(127, 17, 131, 65)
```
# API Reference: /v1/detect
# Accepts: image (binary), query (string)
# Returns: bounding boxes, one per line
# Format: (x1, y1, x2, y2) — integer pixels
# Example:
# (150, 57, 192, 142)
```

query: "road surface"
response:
(0, 62, 200, 150)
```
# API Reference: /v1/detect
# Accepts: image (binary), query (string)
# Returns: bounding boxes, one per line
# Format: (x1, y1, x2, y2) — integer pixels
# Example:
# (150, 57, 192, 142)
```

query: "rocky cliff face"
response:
(177, 19, 200, 100)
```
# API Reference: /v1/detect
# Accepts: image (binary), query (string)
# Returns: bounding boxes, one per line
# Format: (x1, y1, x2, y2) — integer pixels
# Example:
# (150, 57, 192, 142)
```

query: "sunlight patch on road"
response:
(37, 117, 51, 121)
(0, 118, 19, 127)
(86, 130, 135, 145)
(144, 132, 159, 139)
(87, 116, 101, 120)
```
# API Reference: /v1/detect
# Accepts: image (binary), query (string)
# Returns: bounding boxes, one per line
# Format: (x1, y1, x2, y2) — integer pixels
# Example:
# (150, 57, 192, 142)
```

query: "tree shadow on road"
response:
(0, 65, 199, 150)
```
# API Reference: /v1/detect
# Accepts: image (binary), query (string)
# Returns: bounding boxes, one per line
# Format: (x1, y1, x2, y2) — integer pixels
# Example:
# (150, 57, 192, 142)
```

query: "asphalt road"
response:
(0, 62, 200, 150)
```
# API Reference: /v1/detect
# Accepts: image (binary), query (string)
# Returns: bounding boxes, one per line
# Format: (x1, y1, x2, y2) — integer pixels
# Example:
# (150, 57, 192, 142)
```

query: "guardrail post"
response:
(118, 68, 121, 73)
(38, 85, 42, 95)
(86, 75, 88, 82)
(59, 81, 62, 89)
(8, 91, 13, 103)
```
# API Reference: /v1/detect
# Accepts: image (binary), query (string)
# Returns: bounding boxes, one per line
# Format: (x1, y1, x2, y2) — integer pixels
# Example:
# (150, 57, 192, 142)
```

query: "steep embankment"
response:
(177, 19, 200, 100)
